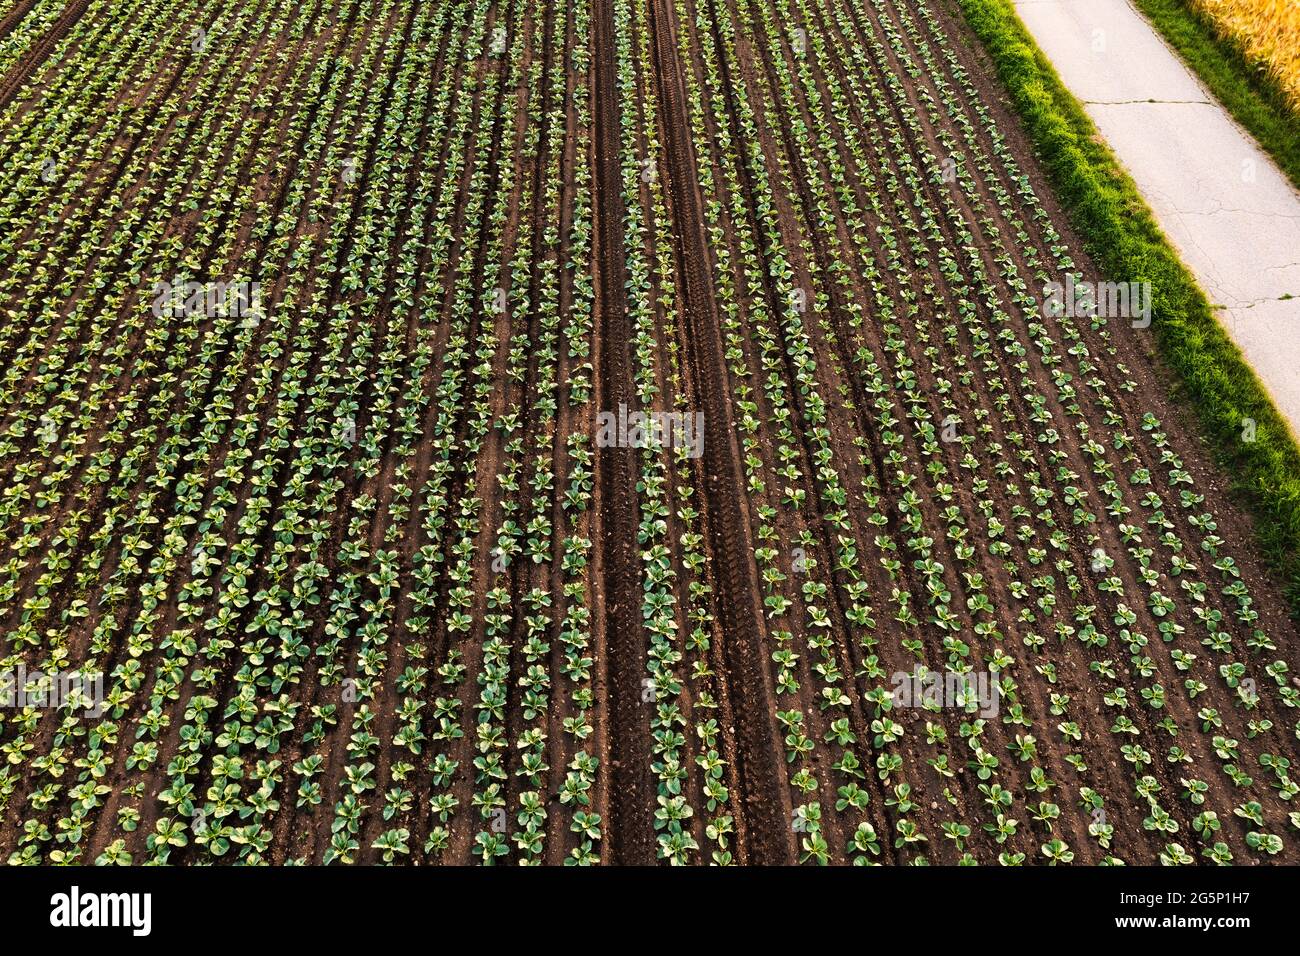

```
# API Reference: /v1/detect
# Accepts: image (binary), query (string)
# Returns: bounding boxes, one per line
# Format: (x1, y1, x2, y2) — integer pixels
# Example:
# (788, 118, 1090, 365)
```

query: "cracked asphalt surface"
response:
(1013, 0, 1300, 437)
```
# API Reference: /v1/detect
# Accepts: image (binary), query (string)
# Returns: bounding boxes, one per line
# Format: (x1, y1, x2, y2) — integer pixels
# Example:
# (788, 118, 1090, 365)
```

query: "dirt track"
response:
(0, 0, 88, 110)
(645, 0, 793, 865)
(592, 0, 657, 866)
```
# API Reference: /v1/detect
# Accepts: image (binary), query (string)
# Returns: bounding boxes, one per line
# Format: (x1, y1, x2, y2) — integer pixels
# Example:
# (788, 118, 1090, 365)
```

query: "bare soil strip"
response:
(0, 0, 88, 110)
(646, 0, 793, 866)
(0, 0, 39, 43)
(591, 0, 657, 865)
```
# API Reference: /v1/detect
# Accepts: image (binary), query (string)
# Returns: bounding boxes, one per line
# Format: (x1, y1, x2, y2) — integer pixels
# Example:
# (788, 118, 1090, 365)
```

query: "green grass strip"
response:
(956, 0, 1300, 618)
(1132, 0, 1300, 192)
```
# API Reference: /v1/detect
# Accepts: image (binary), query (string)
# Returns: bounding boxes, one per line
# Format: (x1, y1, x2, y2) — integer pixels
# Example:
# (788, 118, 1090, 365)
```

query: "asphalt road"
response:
(1014, 0, 1300, 438)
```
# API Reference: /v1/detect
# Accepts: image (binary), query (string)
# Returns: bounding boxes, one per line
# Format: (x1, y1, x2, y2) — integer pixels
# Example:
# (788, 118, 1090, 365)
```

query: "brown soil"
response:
(0, 0, 1295, 867)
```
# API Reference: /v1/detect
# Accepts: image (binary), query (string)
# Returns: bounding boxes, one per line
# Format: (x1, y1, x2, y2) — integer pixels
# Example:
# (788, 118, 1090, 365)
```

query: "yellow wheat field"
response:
(1187, 0, 1300, 111)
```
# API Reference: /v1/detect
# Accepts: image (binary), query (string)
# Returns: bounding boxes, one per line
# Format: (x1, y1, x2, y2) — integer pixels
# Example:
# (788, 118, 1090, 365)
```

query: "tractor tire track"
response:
(646, 0, 793, 866)
(591, 0, 657, 866)
(0, 0, 88, 111)
(0, 0, 39, 43)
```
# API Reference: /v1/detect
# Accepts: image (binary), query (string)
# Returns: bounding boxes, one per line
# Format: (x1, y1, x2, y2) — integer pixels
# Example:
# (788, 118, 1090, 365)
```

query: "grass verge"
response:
(1133, 0, 1300, 192)
(955, 0, 1300, 618)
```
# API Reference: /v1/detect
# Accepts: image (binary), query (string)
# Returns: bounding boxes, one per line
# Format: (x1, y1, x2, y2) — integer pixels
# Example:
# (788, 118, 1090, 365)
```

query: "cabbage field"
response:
(0, 0, 1295, 867)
